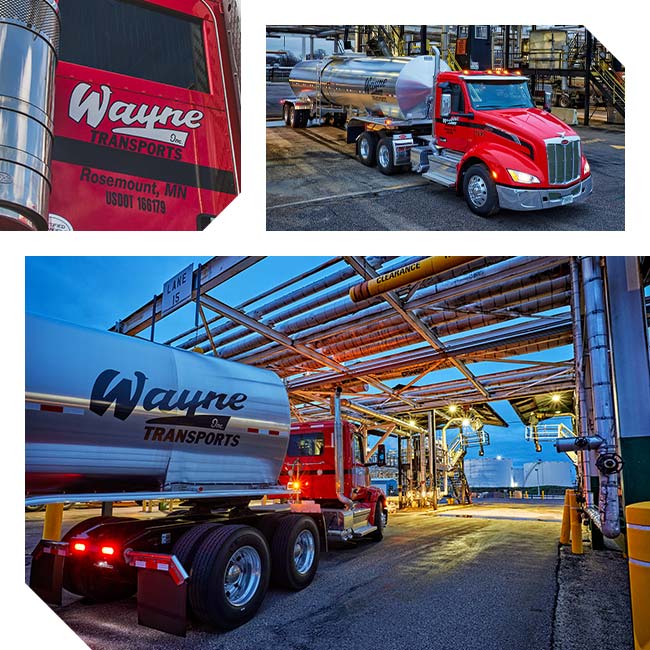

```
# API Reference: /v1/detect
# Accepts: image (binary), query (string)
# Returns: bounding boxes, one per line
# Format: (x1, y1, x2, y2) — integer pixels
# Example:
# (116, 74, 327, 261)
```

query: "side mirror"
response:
(441, 93, 452, 118)
(377, 444, 386, 467)
(543, 90, 553, 113)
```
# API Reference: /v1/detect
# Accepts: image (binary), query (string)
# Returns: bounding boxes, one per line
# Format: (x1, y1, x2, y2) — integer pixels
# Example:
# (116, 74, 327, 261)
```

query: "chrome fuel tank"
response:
(25, 314, 291, 499)
(0, 0, 60, 231)
(289, 55, 449, 120)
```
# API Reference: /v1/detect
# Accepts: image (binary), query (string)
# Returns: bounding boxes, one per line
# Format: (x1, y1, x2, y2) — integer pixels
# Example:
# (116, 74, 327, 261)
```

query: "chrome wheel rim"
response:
(378, 145, 390, 168)
(293, 530, 316, 575)
(380, 510, 388, 527)
(468, 174, 488, 207)
(359, 138, 370, 160)
(223, 545, 261, 607)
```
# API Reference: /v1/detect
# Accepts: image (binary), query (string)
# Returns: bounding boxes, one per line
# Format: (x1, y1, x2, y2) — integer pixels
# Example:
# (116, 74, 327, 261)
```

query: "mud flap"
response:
(128, 552, 188, 637)
(29, 540, 68, 605)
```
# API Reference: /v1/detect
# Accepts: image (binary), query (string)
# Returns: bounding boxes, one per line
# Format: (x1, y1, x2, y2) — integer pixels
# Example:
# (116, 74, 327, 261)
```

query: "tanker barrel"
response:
(289, 55, 450, 121)
(0, 0, 60, 231)
(25, 314, 291, 501)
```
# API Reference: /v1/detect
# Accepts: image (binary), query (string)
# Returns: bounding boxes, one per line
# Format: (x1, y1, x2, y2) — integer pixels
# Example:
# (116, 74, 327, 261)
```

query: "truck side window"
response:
(450, 84, 465, 113)
(59, 0, 209, 93)
(353, 433, 364, 464)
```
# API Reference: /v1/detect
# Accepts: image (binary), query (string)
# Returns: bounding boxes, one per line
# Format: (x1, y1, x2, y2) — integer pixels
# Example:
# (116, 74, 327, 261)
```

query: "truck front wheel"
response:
(463, 164, 500, 217)
(358, 132, 378, 167)
(189, 525, 270, 630)
(270, 515, 320, 590)
(370, 501, 387, 542)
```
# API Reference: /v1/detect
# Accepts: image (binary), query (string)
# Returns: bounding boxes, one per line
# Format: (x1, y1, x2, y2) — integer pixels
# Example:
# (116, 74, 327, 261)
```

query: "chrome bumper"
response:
(496, 175, 592, 211)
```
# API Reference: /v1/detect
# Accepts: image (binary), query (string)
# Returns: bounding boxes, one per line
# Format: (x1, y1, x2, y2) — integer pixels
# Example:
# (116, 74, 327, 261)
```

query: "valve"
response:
(595, 453, 623, 475)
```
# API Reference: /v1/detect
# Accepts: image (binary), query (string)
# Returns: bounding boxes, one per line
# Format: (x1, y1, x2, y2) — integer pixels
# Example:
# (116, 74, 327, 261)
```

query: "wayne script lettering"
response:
(90, 369, 247, 421)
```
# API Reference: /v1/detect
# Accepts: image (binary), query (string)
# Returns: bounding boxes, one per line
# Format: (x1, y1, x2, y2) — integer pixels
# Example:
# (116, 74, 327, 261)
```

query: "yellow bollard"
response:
(626, 502, 650, 650)
(568, 491, 584, 554)
(42, 503, 64, 541)
(541, 490, 545, 500)
(559, 490, 571, 545)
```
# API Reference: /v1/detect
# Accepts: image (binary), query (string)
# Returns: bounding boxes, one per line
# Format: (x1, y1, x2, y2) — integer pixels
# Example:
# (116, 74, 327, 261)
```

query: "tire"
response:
(270, 515, 319, 590)
(62, 516, 135, 601)
(172, 523, 221, 573)
(189, 525, 270, 630)
(25, 504, 45, 512)
(559, 94, 572, 109)
(289, 106, 299, 128)
(376, 137, 397, 175)
(357, 132, 378, 167)
(282, 103, 291, 125)
(462, 163, 500, 217)
(370, 501, 387, 542)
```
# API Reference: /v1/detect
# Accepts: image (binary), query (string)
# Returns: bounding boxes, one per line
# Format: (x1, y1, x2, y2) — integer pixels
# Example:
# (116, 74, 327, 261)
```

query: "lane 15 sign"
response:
(162, 263, 194, 317)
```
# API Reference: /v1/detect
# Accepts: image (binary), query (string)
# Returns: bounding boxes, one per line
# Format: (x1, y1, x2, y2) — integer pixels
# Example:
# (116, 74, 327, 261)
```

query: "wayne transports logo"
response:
(89, 369, 247, 421)
(69, 83, 204, 147)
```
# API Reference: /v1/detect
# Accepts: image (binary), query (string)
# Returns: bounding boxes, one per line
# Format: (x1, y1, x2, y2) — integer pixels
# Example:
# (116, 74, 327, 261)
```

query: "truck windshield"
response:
(466, 80, 534, 110)
(287, 433, 325, 457)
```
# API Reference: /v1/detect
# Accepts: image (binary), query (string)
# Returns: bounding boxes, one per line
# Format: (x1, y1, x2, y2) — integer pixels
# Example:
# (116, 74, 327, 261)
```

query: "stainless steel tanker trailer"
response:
(280, 51, 592, 216)
(25, 314, 384, 636)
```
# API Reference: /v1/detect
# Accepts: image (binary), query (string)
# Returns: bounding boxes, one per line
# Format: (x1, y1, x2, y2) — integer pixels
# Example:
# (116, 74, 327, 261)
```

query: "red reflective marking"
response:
(40, 405, 64, 413)
(248, 428, 259, 433)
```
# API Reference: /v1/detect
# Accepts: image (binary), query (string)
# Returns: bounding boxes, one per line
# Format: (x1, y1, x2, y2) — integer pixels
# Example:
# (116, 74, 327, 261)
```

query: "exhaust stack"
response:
(0, 0, 60, 231)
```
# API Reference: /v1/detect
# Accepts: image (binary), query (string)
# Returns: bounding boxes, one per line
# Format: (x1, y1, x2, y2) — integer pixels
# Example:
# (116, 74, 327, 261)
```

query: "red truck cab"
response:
(430, 70, 592, 215)
(279, 420, 387, 541)
(1, 0, 239, 230)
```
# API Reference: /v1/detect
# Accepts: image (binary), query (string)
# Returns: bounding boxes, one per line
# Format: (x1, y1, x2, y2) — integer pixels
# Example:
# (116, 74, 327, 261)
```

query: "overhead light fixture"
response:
(462, 418, 470, 427)
(449, 405, 458, 414)
(551, 394, 561, 404)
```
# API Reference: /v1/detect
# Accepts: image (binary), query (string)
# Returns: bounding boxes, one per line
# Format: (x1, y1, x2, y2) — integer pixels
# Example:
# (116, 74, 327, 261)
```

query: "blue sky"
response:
(25, 256, 574, 468)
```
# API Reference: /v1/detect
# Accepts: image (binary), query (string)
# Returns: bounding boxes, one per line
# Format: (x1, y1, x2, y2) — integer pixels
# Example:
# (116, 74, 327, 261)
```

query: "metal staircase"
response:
(590, 57, 625, 118)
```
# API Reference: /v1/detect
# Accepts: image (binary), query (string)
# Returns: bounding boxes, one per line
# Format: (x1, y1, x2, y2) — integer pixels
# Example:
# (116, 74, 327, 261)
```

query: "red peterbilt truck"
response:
(279, 419, 387, 543)
(282, 53, 592, 217)
(0, 0, 240, 231)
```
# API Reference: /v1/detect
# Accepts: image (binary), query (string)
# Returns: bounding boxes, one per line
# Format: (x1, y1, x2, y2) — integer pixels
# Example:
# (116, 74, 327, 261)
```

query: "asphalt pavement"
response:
(24, 505, 576, 650)
(266, 83, 625, 231)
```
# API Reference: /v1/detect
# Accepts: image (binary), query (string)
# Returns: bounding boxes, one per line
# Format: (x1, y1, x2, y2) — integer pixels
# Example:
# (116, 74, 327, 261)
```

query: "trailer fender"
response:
(458, 143, 546, 193)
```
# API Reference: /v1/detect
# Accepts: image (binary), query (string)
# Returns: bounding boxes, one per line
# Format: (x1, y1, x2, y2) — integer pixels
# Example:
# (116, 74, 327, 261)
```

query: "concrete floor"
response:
(25, 503, 633, 650)
(266, 83, 625, 232)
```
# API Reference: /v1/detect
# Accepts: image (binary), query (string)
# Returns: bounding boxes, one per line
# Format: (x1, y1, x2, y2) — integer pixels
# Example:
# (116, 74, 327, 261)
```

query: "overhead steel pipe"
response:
(349, 257, 480, 302)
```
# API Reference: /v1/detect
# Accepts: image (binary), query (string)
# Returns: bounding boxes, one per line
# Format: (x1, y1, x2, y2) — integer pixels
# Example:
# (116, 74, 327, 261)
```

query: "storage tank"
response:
(289, 55, 450, 120)
(25, 314, 291, 499)
(465, 457, 513, 488)
(523, 461, 575, 488)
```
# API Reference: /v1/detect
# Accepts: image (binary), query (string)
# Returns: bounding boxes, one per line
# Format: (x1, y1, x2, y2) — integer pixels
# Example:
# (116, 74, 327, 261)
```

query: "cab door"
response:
(436, 82, 474, 154)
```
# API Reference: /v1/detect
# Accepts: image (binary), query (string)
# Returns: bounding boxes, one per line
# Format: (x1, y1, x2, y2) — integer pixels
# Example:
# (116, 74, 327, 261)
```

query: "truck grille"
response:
(546, 136, 581, 185)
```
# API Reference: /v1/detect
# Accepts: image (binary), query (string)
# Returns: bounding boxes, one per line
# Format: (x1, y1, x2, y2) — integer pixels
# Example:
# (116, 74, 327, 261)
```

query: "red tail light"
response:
(101, 546, 115, 556)
(72, 542, 86, 552)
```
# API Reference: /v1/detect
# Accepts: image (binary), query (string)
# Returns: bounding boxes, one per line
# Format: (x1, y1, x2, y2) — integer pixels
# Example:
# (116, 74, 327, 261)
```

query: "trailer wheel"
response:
(270, 515, 320, 590)
(358, 132, 378, 167)
(282, 103, 291, 125)
(289, 106, 308, 129)
(172, 523, 221, 573)
(370, 501, 387, 542)
(376, 137, 397, 175)
(190, 525, 270, 630)
(559, 93, 572, 109)
(462, 164, 500, 217)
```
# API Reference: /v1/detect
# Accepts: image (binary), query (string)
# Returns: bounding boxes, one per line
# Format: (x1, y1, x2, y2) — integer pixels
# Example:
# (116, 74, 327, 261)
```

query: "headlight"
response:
(583, 159, 590, 174)
(507, 169, 541, 184)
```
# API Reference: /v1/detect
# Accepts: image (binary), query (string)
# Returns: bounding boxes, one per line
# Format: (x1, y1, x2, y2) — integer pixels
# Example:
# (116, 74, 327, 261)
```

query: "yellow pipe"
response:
(626, 502, 650, 650)
(559, 490, 571, 545)
(349, 257, 480, 303)
(569, 491, 583, 554)
(42, 503, 64, 541)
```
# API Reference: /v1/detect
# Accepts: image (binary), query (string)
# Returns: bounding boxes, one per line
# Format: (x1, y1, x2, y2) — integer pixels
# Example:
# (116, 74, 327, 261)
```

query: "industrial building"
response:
(266, 25, 625, 231)
(23, 256, 648, 650)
